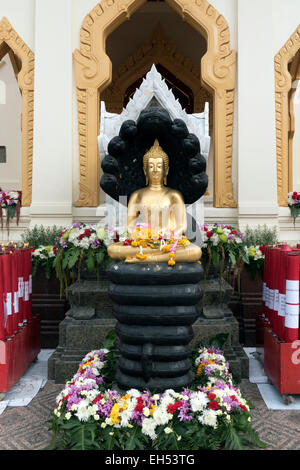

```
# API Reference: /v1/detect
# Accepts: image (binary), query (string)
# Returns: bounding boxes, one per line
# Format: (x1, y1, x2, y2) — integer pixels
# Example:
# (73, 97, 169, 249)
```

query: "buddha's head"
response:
(143, 139, 169, 186)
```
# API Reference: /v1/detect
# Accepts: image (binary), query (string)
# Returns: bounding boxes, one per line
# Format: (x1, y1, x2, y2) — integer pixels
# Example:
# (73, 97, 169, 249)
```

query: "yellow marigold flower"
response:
(110, 403, 120, 425)
(136, 253, 147, 260)
(150, 404, 156, 415)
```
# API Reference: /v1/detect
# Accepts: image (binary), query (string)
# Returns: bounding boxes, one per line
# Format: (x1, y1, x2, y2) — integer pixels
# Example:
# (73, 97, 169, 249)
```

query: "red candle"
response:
(267, 248, 278, 329)
(0, 255, 7, 340)
(11, 250, 19, 334)
(22, 248, 32, 322)
(1, 253, 14, 338)
(16, 250, 24, 327)
(284, 252, 300, 343)
(277, 249, 290, 339)
(272, 248, 281, 335)
(263, 246, 271, 320)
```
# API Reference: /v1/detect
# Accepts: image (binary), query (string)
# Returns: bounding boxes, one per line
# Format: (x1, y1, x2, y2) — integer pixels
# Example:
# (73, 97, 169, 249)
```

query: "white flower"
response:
(152, 408, 170, 426)
(199, 409, 218, 428)
(143, 407, 150, 417)
(76, 400, 93, 422)
(65, 412, 71, 420)
(190, 392, 209, 412)
(126, 389, 141, 398)
(101, 422, 107, 429)
(142, 418, 157, 440)
(164, 427, 173, 434)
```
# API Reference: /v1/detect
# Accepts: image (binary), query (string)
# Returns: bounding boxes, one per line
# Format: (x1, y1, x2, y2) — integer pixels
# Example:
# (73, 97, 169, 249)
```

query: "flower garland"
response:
(288, 191, 300, 227)
(49, 343, 266, 451)
(127, 223, 190, 266)
(0, 190, 22, 233)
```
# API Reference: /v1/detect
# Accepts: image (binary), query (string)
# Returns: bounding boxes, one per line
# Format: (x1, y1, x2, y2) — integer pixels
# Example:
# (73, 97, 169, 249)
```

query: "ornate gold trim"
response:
(0, 17, 34, 207)
(274, 24, 300, 207)
(74, 0, 236, 207)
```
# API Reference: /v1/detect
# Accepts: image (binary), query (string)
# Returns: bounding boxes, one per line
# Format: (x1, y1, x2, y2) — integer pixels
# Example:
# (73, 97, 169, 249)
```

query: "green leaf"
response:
(211, 249, 220, 268)
(86, 251, 95, 272)
(68, 248, 80, 269)
(96, 250, 105, 265)
(209, 333, 229, 349)
(101, 329, 116, 350)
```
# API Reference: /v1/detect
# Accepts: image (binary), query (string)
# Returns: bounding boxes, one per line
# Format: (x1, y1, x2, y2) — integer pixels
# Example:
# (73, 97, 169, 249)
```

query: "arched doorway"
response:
(102, 24, 213, 128)
(74, 0, 236, 208)
(274, 24, 300, 206)
(0, 17, 34, 206)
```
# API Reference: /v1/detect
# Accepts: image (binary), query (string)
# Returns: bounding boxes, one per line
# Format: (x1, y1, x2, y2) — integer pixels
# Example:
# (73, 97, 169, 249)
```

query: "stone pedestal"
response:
(48, 265, 249, 385)
(107, 262, 203, 392)
(48, 275, 116, 384)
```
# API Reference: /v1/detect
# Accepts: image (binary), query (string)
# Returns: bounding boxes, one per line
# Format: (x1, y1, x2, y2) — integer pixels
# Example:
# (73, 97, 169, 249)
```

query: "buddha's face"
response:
(146, 156, 165, 185)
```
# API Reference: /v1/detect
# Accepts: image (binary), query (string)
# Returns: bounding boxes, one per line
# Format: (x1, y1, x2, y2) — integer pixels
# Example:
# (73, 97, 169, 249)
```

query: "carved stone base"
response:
(107, 261, 203, 392)
(48, 267, 248, 385)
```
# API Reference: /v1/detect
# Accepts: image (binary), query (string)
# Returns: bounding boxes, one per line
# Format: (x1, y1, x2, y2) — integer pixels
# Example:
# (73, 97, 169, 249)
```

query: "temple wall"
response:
(0, 0, 300, 242)
(0, 56, 22, 191)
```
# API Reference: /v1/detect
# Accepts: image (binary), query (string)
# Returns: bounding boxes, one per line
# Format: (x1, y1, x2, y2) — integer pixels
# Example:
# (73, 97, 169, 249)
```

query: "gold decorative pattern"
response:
(0, 17, 34, 207)
(274, 24, 300, 207)
(74, 0, 236, 207)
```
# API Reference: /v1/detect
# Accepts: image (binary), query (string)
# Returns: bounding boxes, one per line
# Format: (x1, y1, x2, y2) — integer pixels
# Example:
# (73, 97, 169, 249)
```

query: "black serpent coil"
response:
(100, 108, 208, 205)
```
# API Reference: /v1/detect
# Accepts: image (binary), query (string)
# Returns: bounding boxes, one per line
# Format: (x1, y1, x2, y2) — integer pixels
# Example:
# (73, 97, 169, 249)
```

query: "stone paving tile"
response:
(0, 379, 299, 450)
(240, 380, 300, 450)
(0, 381, 64, 451)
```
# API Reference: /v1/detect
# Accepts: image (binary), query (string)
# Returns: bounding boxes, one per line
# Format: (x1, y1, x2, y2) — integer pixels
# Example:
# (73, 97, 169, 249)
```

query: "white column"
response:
(237, 0, 278, 232)
(30, 0, 73, 227)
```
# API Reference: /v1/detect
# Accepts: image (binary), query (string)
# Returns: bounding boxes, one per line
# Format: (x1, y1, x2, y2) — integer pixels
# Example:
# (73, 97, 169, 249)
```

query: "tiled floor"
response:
(0, 378, 300, 450)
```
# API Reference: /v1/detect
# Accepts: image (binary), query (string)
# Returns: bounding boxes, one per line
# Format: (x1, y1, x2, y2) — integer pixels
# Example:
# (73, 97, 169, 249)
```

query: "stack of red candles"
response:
(262, 243, 300, 343)
(0, 244, 33, 342)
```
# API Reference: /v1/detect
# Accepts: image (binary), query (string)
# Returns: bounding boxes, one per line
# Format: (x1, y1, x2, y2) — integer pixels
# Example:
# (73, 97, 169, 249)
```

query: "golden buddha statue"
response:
(107, 139, 202, 263)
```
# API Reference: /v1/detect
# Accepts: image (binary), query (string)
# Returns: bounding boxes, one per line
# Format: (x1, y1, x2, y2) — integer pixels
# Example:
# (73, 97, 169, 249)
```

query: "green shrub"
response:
(243, 224, 278, 247)
(20, 224, 64, 248)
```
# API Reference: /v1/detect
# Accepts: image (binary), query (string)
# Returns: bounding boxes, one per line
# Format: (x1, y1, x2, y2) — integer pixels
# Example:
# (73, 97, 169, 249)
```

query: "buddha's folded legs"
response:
(108, 242, 202, 263)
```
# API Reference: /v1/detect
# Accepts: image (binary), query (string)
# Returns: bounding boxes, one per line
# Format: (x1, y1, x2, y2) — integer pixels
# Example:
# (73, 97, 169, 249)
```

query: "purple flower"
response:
(72, 222, 82, 229)
(92, 239, 102, 249)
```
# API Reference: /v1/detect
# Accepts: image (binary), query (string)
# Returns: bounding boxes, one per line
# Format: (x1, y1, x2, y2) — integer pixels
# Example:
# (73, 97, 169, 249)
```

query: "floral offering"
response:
(288, 191, 300, 227)
(49, 343, 266, 451)
(32, 245, 58, 279)
(199, 223, 246, 279)
(127, 223, 190, 266)
(53, 222, 124, 295)
(0, 190, 22, 230)
(243, 245, 265, 280)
